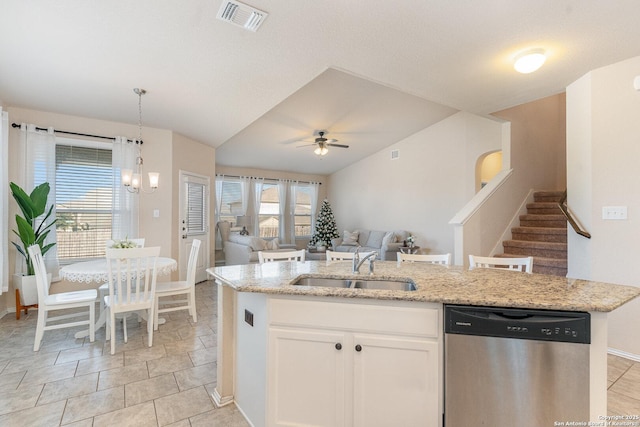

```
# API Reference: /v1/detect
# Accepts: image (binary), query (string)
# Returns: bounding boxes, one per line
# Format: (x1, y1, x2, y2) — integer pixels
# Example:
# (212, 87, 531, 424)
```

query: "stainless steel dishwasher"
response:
(444, 304, 590, 426)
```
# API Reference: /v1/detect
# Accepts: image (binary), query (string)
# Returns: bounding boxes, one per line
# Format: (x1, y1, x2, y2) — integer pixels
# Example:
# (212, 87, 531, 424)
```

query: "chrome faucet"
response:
(352, 247, 377, 274)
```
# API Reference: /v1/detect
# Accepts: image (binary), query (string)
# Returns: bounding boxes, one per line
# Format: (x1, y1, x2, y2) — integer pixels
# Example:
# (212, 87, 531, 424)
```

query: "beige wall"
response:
(492, 93, 567, 191)
(328, 111, 504, 256)
(567, 55, 640, 357)
(1, 107, 214, 311)
(172, 132, 216, 268)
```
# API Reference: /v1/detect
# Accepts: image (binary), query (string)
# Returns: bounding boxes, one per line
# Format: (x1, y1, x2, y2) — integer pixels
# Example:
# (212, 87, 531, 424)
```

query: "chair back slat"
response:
(106, 246, 161, 308)
(27, 245, 50, 301)
(258, 249, 305, 264)
(468, 255, 533, 273)
(397, 252, 451, 266)
(186, 240, 201, 285)
(326, 250, 375, 264)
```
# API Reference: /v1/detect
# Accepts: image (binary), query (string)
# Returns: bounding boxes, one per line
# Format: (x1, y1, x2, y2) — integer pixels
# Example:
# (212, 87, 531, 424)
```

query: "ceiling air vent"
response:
(217, 0, 268, 32)
(391, 149, 400, 160)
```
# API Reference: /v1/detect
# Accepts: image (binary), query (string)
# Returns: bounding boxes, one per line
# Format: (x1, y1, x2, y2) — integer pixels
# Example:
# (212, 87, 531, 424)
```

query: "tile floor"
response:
(0, 280, 249, 426)
(1, 280, 640, 426)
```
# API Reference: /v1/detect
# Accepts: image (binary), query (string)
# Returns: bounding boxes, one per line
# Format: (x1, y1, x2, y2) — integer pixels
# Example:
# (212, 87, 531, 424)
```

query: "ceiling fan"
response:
(298, 131, 349, 156)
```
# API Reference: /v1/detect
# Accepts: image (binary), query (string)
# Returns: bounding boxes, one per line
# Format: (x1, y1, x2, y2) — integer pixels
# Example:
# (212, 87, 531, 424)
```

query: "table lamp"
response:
(236, 216, 251, 235)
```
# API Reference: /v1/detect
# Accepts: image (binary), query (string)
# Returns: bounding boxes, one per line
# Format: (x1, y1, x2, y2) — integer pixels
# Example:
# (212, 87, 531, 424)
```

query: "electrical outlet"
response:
(244, 309, 254, 327)
(602, 206, 627, 220)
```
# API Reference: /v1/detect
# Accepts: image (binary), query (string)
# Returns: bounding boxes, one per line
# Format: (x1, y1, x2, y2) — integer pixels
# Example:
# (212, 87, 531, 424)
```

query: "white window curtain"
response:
(214, 174, 224, 220)
(288, 181, 298, 244)
(309, 182, 319, 236)
(239, 176, 251, 215)
(0, 109, 8, 293)
(252, 178, 264, 236)
(278, 179, 288, 242)
(111, 137, 138, 240)
(19, 124, 60, 278)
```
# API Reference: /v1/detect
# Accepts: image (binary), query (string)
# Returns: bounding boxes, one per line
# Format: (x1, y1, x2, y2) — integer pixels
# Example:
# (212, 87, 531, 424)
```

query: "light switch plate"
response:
(602, 206, 627, 220)
(153, 209, 160, 218)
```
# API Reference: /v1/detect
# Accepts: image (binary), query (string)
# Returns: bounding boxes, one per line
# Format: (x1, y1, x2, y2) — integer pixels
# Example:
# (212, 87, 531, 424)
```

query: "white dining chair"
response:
(326, 249, 375, 264)
(468, 255, 533, 273)
(28, 244, 97, 352)
(104, 246, 160, 355)
(99, 238, 146, 315)
(258, 249, 305, 264)
(397, 252, 451, 266)
(154, 239, 201, 330)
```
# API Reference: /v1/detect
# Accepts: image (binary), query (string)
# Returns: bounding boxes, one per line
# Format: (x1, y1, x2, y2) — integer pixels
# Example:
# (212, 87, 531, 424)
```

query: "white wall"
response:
(328, 111, 504, 256)
(567, 55, 640, 357)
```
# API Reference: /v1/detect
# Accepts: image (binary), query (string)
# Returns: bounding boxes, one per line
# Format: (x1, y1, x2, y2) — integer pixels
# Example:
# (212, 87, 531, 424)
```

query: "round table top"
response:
(59, 257, 177, 283)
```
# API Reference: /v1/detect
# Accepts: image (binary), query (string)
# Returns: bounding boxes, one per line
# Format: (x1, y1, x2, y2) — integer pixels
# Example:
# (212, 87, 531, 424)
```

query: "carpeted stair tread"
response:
(533, 191, 565, 203)
(499, 253, 568, 276)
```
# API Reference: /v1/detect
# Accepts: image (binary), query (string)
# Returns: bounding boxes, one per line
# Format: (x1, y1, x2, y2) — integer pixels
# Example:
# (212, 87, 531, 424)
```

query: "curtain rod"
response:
(216, 174, 322, 185)
(11, 123, 140, 144)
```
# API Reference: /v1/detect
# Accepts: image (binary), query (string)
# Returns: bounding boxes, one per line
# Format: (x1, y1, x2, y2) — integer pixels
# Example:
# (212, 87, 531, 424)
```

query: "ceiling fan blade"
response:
(296, 143, 316, 148)
(327, 143, 349, 148)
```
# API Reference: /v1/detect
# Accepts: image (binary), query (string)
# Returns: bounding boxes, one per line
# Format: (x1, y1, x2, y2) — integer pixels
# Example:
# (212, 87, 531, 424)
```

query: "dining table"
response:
(59, 257, 177, 338)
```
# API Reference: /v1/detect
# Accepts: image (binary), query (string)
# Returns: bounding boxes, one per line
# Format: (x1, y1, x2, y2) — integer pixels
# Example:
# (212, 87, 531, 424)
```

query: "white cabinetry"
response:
(267, 296, 442, 427)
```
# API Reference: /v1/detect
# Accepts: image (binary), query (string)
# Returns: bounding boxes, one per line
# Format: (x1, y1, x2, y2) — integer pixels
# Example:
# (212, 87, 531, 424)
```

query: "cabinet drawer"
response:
(270, 296, 440, 338)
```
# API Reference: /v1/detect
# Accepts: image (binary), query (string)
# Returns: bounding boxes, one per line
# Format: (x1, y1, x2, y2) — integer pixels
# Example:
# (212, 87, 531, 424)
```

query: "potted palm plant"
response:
(11, 182, 57, 310)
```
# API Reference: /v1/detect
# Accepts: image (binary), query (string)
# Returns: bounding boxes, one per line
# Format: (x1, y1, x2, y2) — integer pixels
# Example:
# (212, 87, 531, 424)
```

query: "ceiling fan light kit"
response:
(299, 131, 349, 156)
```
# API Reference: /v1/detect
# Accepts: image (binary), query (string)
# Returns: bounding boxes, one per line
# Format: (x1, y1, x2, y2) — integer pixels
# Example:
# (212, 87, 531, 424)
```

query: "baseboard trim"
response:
(608, 347, 640, 362)
(211, 388, 234, 407)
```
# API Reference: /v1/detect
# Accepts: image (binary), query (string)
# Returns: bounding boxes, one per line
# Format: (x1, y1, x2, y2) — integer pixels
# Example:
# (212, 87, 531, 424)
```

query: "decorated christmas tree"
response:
(309, 199, 340, 248)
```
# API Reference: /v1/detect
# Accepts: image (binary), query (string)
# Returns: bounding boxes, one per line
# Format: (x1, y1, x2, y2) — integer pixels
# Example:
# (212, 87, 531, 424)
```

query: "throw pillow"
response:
(342, 230, 359, 246)
(366, 230, 386, 248)
(249, 237, 268, 251)
(382, 231, 396, 247)
(266, 238, 280, 250)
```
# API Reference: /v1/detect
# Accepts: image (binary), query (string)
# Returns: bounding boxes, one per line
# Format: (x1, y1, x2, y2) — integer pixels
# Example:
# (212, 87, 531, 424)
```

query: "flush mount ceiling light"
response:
(514, 48, 547, 74)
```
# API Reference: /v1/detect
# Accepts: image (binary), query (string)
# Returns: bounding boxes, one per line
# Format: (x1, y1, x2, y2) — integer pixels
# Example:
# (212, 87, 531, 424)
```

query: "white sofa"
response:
(218, 221, 297, 265)
(331, 229, 408, 261)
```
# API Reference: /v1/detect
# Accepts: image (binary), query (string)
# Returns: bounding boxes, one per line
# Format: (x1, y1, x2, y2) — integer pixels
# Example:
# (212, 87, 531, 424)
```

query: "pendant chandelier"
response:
(121, 88, 159, 193)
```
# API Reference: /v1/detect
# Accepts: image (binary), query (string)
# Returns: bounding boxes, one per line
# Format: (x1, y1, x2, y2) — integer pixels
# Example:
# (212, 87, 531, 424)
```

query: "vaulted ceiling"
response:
(2, 1, 640, 174)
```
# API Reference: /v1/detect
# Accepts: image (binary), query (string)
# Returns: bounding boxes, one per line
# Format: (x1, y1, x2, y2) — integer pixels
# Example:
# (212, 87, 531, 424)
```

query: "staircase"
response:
(498, 191, 567, 276)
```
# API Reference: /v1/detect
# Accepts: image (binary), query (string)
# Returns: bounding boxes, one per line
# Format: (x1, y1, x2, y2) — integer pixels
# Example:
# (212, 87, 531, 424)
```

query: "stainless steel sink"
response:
(352, 280, 417, 291)
(291, 277, 416, 291)
(293, 277, 354, 288)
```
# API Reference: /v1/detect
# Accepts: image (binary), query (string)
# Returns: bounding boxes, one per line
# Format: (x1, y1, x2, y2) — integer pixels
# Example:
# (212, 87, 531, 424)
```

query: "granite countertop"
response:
(207, 261, 640, 313)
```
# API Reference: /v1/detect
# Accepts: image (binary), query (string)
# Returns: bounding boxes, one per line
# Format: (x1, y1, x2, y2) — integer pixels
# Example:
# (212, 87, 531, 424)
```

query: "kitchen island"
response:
(207, 261, 640, 427)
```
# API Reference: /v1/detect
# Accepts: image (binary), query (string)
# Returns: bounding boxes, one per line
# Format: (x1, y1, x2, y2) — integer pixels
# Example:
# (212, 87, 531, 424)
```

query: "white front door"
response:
(179, 170, 210, 283)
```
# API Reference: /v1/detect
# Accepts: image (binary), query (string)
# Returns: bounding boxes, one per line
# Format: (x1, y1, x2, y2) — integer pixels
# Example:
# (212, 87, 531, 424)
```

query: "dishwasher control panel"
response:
(445, 305, 590, 344)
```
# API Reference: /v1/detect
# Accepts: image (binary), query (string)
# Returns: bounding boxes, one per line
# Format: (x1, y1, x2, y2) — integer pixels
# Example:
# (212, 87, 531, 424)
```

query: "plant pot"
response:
(13, 273, 50, 306)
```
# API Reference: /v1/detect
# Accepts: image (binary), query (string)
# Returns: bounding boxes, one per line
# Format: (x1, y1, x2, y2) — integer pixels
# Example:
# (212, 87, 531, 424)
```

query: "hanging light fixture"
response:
(314, 141, 329, 156)
(121, 88, 159, 193)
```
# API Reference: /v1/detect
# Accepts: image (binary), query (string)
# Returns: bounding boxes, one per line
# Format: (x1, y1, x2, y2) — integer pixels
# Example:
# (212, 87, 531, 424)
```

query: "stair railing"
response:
(558, 190, 591, 238)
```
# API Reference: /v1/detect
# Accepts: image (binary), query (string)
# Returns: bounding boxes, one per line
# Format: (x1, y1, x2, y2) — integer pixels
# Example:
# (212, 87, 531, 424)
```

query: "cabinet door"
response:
(351, 334, 440, 427)
(268, 327, 347, 427)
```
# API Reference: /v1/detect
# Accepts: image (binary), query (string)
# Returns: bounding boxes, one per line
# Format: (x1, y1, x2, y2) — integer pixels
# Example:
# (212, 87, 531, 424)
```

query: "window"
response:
(257, 183, 280, 238)
(218, 179, 243, 224)
(293, 184, 313, 237)
(55, 140, 113, 262)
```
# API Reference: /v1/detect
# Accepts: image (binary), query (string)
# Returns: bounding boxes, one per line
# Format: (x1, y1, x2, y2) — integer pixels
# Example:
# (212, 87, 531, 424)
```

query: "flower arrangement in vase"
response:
(406, 235, 415, 248)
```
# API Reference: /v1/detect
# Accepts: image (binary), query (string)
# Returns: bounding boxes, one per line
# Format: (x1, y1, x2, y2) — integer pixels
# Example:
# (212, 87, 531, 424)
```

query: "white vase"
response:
(13, 273, 50, 306)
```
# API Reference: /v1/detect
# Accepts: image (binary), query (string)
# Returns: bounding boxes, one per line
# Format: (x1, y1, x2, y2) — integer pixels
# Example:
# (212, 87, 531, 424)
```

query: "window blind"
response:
(55, 144, 113, 261)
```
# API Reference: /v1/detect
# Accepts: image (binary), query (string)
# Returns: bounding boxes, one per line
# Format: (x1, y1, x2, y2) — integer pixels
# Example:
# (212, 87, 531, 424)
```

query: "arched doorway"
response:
(476, 150, 502, 192)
